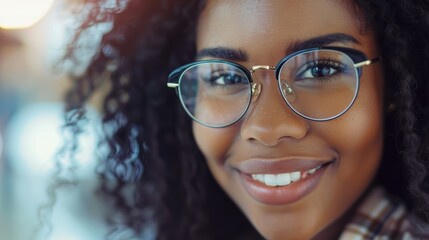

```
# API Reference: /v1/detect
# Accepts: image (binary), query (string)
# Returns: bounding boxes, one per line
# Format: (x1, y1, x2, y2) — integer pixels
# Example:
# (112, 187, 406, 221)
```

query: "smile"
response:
(251, 164, 324, 187)
(235, 158, 335, 205)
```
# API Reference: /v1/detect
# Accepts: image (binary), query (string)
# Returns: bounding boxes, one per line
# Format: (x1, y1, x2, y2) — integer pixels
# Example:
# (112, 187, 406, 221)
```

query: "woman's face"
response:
(194, 0, 384, 239)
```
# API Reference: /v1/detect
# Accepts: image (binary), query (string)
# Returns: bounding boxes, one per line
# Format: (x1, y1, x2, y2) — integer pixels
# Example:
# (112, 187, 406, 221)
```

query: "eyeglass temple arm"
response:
(167, 82, 179, 88)
(167, 64, 188, 88)
(354, 57, 381, 68)
(167, 72, 180, 88)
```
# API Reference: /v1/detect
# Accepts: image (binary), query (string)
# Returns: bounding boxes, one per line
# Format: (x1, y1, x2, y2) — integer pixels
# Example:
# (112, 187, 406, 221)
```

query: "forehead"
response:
(196, 0, 364, 60)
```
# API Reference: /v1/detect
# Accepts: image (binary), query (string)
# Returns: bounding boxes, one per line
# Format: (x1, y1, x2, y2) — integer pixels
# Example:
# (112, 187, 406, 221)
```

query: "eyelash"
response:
(308, 59, 344, 69)
(205, 70, 246, 85)
(296, 59, 347, 82)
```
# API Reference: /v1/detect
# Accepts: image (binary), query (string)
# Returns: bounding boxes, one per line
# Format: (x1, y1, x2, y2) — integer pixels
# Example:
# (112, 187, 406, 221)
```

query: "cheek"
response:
(192, 122, 239, 165)
(192, 123, 242, 200)
(325, 100, 384, 165)
(315, 67, 384, 195)
(341, 70, 384, 155)
(320, 64, 384, 154)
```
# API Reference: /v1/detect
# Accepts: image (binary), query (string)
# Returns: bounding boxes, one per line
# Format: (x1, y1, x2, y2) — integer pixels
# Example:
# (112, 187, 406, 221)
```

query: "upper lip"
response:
(233, 157, 336, 175)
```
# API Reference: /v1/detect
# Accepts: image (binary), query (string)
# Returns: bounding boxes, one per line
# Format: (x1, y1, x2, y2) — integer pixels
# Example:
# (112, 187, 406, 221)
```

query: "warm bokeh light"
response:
(0, 0, 55, 29)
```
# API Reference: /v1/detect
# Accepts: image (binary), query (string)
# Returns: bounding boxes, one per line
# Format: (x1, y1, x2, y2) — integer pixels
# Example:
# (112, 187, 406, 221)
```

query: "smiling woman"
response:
(191, 2, 384, 239)
(64, 0, 429, 239)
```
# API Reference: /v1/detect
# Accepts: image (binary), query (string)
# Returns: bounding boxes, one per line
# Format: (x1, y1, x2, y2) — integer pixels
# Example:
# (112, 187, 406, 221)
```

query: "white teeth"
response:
(251, 172, 294, 187)
(277, 173, 291, 186)
(307, 165, 322, 175)
(264, 174, 278, 186)
(290, 171, 301, 182)
(251, 165, 324, 187)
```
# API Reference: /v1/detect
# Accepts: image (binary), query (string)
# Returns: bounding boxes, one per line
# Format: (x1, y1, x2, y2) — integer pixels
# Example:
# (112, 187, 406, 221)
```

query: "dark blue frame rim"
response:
(274, 46, 368, 77)
(168, 59, 252, 85)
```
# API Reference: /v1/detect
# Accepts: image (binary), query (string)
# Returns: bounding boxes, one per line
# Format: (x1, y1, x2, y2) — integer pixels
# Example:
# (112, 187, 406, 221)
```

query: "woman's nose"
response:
(240, 73, 309, 147)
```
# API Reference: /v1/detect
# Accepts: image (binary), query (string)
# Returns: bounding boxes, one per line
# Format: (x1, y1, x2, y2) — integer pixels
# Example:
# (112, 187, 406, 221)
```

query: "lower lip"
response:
(238, 164, 331, 205)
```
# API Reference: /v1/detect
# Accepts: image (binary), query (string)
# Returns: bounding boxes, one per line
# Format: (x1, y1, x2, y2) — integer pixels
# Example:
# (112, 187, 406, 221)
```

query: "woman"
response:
(65, 0, 429, 239)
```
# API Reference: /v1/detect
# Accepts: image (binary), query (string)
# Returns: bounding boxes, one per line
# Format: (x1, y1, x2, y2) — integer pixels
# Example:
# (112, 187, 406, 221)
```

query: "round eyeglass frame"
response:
(167, 46, 380, 128)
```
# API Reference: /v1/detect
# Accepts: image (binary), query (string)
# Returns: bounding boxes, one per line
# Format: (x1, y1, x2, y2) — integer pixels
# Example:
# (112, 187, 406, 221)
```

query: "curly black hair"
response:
(62, 0, 429, 239)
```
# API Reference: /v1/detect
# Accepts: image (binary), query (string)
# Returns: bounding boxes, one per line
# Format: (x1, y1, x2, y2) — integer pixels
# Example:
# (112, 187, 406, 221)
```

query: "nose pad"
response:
(251, 82, 262, 103)
(282, 82, 296, 103)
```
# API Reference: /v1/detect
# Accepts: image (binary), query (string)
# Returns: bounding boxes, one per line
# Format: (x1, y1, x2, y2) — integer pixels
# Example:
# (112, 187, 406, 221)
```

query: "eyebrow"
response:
(196, 33, 360, 61)
(286, 33, 361, 54)
(196, 47, 248, 61)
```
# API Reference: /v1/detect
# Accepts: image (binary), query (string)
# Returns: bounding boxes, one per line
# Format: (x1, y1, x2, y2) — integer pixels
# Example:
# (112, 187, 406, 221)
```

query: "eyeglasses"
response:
(167, 46, 380, 128)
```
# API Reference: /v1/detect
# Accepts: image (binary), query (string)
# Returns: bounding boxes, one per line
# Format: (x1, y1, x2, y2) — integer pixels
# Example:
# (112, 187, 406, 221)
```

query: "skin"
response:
(193, 0, 384, 239)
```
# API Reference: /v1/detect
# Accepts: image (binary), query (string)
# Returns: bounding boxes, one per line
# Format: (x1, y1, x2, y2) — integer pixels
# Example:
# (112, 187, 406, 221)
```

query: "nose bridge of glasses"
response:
(249, 65, 276, 102)
(249, 65, 276, 103)
(250, 65, 276, 73)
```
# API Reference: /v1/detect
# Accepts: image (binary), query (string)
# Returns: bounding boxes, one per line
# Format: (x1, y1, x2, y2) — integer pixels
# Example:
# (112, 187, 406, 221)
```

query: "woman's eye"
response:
(200, 70, 249, 95)
(208, 72, 246, 85)
(306, 65, 337, 78)
(297, 61, 345, 79)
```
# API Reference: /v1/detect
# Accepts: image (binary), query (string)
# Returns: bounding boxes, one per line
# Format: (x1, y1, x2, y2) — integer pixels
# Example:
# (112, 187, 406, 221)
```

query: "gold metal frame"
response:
(354, 58, 380, 68)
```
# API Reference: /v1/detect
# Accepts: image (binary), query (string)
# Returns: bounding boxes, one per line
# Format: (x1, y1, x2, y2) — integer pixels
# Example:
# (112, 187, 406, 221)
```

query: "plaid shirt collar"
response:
(339, 186, 427, 240)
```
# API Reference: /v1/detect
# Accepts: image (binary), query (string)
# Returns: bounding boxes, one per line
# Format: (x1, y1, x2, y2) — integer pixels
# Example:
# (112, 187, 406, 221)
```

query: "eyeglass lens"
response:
(178, 50, 359, 127)
(179, 63, 252, 127)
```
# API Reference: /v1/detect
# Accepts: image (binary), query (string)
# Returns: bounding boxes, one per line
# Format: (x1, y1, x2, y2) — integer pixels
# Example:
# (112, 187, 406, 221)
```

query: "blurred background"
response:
(0, 0, 109, 239)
